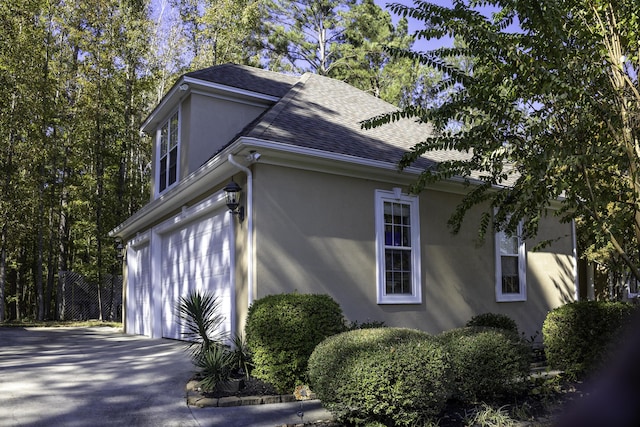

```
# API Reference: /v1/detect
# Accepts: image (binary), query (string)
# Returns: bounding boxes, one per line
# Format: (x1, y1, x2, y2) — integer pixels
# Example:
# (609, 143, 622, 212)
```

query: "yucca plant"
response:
(229, 333, 253, 380)
(194, 344, 236, 392)
(176, 291, 228, 361)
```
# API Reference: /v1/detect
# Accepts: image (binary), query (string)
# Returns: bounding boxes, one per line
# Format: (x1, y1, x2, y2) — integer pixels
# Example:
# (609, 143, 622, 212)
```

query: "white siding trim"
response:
(183, 76, 280, 103)
(154, 191, 227, 235)
(150, 228, 163, 338)
(129, 230, 151, 249)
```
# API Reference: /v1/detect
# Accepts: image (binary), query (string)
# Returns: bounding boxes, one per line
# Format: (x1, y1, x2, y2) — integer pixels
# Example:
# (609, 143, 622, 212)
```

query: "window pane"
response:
(169, 113, 179, 149)
(385, 273, 412, 294)
(500, 234, 518, 255)
(385, 248, 412, 294)
(401, 225, 410, 247)
(168, 148, 177, 185)
(159, 111, 179, 194)
(384, 202, 411, 247)
(501, 256, 520, 294)
(159, 158, 167, 192)
(160, 124, 168, 157)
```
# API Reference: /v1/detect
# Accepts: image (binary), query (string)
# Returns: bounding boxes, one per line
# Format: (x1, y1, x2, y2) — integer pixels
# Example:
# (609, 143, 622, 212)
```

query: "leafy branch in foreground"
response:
(373, 0, 640, 281)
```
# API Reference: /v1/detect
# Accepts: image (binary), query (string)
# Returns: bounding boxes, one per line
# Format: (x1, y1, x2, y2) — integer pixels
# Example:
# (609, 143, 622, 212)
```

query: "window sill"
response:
(377, 296, 422, 305)
(496, 295, 527, 303)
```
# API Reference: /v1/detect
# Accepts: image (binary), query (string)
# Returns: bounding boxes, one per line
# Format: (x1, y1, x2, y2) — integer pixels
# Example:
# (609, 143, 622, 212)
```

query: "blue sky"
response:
(374, 0, 455, 51)
(150, 0, 458, 53)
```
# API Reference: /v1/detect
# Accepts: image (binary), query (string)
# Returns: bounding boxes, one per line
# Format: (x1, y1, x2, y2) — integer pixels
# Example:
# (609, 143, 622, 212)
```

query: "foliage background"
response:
(0, 0, 433, 321)
(2, 0, 638, 321)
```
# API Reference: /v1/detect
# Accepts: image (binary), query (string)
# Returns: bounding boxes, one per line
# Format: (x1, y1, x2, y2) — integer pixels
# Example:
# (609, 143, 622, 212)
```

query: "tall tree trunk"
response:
(44, 168, 58, 319)
(0, 224, 6, 322)
(36, 176, 45, 321)
(36, 4, 55, 321)
(95, 124, 105, 322)
(17, 245, 27, 321)
(56, 161, 69, 320)
(0, 94, 17, 323)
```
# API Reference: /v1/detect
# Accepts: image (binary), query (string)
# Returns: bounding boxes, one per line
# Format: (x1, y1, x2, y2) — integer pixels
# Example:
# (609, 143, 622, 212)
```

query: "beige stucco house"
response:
(110, 63, 578, 341)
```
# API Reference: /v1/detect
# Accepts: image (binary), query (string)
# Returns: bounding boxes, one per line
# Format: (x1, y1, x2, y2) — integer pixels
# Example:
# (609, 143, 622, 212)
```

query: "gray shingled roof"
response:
(186, 64, 298, 98)
(191, 64, 468, 170)
(245, 72, 443, 169)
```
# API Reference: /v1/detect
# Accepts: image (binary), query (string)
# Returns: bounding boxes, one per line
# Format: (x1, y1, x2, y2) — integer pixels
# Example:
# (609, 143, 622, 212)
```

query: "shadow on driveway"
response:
(0, 327, 198, 427)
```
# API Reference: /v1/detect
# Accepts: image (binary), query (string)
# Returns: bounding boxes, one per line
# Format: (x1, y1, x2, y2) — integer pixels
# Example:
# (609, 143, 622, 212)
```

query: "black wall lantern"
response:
(224, 179, 245, 221)
(115, 239, 124, 263)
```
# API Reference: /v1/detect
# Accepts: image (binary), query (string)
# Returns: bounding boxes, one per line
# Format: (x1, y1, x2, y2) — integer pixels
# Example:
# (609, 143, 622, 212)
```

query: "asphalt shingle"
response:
(185, 64, 298, 98)
(190, 64, 469, 170)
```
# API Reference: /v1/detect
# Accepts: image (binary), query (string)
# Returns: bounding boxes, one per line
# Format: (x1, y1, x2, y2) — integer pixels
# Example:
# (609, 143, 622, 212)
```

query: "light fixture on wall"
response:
(115, 238, 124, 264)
(224, 179, 245, 222)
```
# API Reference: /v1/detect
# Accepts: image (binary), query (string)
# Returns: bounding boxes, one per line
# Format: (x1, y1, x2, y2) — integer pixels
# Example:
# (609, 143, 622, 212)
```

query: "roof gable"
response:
(185, 64, 299, 98)
(166, 63, 468, 172)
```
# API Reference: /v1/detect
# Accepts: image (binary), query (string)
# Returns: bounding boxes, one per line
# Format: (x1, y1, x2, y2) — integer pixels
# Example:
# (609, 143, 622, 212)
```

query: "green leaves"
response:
(371, 0, 640, 281)
(0, 0, 155, 320)
(177, 291, 229, 360)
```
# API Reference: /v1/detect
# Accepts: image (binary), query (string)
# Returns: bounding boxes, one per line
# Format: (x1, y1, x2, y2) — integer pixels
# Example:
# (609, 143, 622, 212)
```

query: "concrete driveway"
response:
(0, 327, 333, 427)
(0, 327, 199, 427)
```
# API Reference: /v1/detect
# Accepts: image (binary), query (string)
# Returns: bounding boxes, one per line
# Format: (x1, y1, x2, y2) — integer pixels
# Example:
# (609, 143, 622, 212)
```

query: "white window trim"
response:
(494, 222, 527, 302)
(155, 109, 181, 197)
(375, 189, 422, 304)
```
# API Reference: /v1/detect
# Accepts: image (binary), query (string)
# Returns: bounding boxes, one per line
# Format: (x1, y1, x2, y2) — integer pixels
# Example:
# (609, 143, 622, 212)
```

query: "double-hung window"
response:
(495, 223, 526, 302)
(158, 111, 179, 194)
(375, 189, 421, 304)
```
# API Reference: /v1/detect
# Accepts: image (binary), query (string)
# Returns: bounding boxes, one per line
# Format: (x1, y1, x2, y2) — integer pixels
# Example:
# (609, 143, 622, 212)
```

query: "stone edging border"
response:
(185, 380, 317, 408)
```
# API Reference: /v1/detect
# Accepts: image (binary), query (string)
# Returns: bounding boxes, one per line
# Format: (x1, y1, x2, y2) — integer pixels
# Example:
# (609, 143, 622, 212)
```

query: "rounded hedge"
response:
(542, 301, 636, 378)
(466, 312, 519, 334)
(308, 328, 452, 426)
(245, 293, 345, 394)
(439, 327, 531, 402)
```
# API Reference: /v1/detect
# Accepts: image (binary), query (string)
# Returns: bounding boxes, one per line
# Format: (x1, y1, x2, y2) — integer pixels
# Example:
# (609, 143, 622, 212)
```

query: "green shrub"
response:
(346, 319, 386, 330)
(439, 327, 531, 402)
(245, 293, 346, 394)
(466, 312, 519, 334)
(542, 301, 636, 378)
(308, 328, 452, 426)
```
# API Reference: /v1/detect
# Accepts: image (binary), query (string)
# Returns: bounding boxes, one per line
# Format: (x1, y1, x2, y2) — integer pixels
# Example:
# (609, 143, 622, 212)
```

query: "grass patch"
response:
(464, 403, 515, 427)
(0, 320, 122, 329)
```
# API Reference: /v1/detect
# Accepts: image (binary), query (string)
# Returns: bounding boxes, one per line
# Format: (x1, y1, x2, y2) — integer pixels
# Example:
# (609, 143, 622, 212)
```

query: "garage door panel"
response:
(160, 211, 232, 341)
(163, 246, 229, 275)
(127, 242, 151, 337)
(166, 255, 230, 280)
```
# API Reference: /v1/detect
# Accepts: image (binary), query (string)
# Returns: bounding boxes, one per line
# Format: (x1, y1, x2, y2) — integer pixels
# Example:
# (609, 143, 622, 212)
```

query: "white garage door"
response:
(160, 210, 233, 340)
(126, 239, 152, 337)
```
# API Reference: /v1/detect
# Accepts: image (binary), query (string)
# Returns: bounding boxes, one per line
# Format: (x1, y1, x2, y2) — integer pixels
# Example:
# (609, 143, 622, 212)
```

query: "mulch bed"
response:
(200, 377, 279, 399)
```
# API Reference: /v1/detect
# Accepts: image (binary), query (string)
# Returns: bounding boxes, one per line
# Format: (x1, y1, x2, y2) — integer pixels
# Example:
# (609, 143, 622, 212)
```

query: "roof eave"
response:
(109, 142, 243, 239)
(112, 137, 563, 240)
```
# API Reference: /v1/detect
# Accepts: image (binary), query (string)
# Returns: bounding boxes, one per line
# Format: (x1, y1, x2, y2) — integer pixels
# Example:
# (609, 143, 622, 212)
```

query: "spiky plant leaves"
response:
(176, 291, 229, 361)
(229, 333, 253, 380)
(194, 344, 236, 392)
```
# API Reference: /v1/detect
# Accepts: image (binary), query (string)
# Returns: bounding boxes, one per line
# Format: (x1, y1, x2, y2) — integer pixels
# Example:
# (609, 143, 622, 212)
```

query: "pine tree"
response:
(260, 0, 356, 75)
(328, 0, 436, 106)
